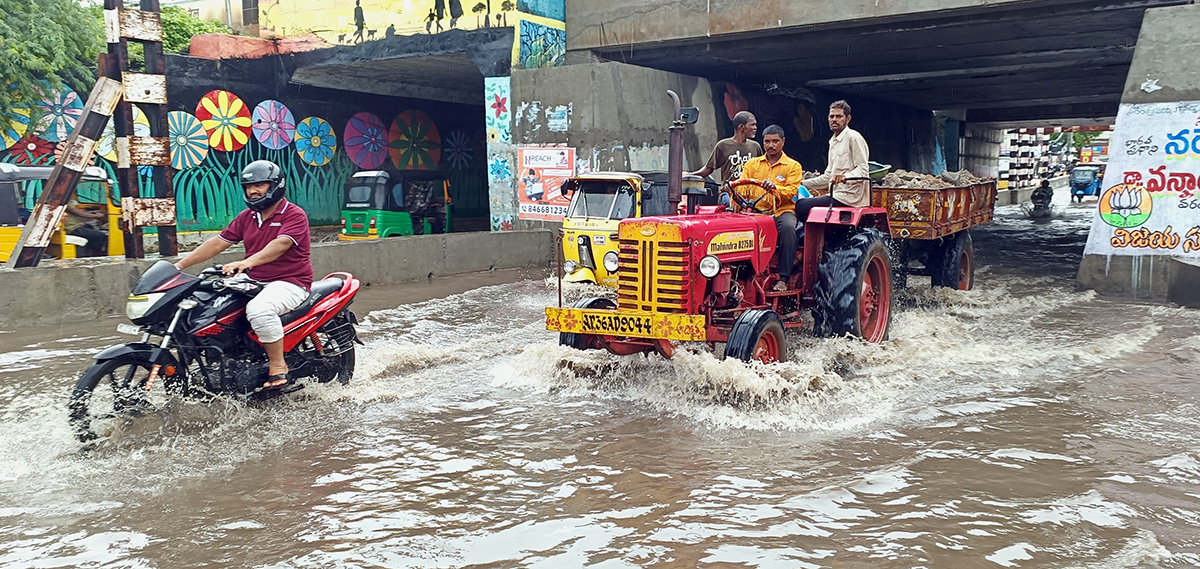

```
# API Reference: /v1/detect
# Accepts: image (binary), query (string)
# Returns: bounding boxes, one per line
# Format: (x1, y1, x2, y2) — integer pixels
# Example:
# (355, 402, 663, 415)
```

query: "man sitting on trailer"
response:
(795, 100, 871, 231)
(736, 124, 804, 291)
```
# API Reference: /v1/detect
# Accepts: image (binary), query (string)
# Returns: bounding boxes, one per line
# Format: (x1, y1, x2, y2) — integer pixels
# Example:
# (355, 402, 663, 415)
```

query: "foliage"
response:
(0, 0, 103, 119)
(159, 5, 230, 55)
(1073, 131, 1102, 150)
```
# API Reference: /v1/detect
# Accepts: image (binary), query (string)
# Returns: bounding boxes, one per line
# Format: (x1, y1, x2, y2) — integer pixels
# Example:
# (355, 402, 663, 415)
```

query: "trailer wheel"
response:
(724, 309, 786, 363)
(813, 228, 893, 342)
(559, 297, 615, 350)
(931, 230, 974, 290)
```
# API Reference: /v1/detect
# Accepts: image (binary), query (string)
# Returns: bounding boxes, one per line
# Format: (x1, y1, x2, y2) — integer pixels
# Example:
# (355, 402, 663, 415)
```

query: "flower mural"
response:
(294, 116, 337, 167)
(388, 110, 441, 170)
(343, 112, 389, 169)
(443, 129, 474, 170)
(0, 105, 31, 150)
(11, 135, 53, 165)
(252, 100, 296, 150)
(196, 90, 253, 152)
(97, 105, 151, 162)
(168, 111, 210, 170)
(32, 84, 83, 143)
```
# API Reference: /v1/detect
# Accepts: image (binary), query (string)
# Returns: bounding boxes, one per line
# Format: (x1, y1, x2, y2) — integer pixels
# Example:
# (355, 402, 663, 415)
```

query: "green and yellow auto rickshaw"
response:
(0, 164, 124, 262)
(559, 171, 716, 287)
(338, 170, 453, 240)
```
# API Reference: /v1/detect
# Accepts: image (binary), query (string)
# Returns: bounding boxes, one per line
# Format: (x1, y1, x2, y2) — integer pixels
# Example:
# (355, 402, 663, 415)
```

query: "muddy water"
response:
(2, 196, 1199, 568)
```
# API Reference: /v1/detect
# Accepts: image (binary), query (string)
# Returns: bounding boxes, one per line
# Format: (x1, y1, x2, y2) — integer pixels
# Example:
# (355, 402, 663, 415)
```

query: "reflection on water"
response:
(1, 201, 1199, 568)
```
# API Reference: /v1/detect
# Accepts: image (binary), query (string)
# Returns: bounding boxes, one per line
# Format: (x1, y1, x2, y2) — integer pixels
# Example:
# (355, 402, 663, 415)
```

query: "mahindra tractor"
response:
(545, 91, 993, 363)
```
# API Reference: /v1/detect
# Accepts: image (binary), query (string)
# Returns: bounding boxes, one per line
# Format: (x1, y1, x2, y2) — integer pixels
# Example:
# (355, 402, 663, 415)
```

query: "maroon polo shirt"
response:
(219, 200, 313, 290)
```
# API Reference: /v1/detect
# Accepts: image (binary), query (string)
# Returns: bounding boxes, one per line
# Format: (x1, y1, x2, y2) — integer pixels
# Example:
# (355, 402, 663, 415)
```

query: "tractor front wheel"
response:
(724, 309, 787, 363)
(559, 297, 615, 350)
(813, 228, 893, 342)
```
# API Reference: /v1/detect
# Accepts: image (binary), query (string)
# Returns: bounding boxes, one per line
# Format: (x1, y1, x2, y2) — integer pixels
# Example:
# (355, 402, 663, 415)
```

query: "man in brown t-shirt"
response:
(689, 111, 763, 206)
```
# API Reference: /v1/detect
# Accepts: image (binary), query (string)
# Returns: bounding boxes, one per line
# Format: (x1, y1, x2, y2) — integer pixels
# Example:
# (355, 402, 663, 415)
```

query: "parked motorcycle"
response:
(68, 261, 361, 443)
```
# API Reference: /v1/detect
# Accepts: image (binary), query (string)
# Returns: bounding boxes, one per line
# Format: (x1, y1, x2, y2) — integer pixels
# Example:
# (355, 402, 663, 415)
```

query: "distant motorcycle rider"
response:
(1031, 179, 1053, 209)
(173, 160, 313, 390)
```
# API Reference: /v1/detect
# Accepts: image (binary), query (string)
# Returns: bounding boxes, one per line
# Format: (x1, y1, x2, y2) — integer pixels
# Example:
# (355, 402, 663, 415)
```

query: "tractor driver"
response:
(734, 124, 804, 291)
(172, 160, 313, 391)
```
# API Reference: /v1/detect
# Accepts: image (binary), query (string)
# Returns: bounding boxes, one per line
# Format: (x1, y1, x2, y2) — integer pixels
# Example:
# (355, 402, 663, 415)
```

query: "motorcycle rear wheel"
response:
(68, 355, 181, 443)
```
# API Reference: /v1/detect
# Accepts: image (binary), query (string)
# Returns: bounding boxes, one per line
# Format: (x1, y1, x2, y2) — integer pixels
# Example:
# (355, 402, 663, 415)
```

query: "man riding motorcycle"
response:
(173, 160, 312, 390)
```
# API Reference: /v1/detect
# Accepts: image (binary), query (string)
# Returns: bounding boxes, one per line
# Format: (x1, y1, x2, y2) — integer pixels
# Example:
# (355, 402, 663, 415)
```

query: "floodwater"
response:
(2, 194, 1199, 568)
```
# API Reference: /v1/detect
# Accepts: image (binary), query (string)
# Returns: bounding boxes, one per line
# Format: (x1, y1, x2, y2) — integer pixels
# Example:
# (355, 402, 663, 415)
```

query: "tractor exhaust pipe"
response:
(667, 90, 684, 215)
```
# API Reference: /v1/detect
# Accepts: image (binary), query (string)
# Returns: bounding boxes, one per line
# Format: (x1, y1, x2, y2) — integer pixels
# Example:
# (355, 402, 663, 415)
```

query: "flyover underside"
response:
(580, 0, 1187, 127)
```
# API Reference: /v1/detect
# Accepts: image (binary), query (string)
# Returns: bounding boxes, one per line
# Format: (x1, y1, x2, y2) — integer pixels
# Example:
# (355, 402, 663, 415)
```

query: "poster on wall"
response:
(517, 146, 575, 221)
(1083, 101, 1200, 257)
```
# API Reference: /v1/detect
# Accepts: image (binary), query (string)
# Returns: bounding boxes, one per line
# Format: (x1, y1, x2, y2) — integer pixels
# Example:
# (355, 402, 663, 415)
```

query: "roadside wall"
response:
(1076, 3, 1200, 307)
(0, 230, 554, 327)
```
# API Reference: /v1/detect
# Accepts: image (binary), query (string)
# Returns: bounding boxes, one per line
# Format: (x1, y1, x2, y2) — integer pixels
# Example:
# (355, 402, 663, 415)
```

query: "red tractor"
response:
(546, 93, 992, 362)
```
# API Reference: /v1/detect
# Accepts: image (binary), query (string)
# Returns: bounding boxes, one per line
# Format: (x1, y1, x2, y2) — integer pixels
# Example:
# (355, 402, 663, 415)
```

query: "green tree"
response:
(159, 5, 230, 55)
(0, 0, 103, 121)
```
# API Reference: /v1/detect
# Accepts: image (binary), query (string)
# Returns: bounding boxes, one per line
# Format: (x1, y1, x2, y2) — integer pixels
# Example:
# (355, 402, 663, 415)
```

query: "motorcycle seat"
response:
(280, 277, 344, 326)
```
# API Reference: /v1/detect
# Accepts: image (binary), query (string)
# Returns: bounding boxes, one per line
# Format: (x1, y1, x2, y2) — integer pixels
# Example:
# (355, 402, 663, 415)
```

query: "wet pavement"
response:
(1, 194, 1198, 568)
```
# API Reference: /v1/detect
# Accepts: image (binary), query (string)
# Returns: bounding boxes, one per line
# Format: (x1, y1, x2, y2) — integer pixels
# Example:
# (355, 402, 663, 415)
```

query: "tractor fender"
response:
(805, 206, 890, 234)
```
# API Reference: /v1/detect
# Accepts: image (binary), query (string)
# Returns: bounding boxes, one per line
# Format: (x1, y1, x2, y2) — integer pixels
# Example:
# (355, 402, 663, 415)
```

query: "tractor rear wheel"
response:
(930, 230, 974, 290)
(559, 297, 615, 350)
(813, 228, 893, 342)
(724, 309, 786, 363)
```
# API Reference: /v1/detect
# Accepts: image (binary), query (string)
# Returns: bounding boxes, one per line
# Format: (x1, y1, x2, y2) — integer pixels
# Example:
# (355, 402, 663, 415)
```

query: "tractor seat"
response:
(280, 277, 344, 326)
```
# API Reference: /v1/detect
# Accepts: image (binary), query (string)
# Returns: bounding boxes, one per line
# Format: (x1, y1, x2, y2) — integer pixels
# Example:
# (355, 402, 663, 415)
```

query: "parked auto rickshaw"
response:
(338, 170, 453, 240)
(560, 171, 717, 287)
(1070, 164, 1104, 202)
(0, 163, 124, 262)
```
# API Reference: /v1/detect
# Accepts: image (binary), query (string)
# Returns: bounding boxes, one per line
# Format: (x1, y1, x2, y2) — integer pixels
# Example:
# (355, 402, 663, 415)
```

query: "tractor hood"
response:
(618, 211, 777, 274)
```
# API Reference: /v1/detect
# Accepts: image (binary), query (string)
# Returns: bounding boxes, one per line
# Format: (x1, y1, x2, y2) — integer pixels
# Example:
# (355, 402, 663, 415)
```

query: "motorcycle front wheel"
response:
(68, 354, 181, 443)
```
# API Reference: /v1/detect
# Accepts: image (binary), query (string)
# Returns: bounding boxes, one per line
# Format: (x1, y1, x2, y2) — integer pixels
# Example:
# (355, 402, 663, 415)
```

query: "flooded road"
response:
(2, 195, 1199, 568)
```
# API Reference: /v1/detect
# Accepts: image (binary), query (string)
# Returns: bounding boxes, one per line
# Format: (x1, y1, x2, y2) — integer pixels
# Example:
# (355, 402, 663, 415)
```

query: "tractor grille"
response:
(616, 237, 690, 313)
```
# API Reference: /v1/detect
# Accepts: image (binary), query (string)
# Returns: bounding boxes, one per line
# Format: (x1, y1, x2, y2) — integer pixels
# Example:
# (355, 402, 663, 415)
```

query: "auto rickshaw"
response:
(0, 163, 124, 262)
(338, 169, 453, 240)
(1070, 164, 1104, 203)
(559, 171, 717, 287)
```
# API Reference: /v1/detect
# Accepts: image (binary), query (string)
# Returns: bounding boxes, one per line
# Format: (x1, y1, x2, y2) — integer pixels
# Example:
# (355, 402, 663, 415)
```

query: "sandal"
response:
(262, 372, 291, 389)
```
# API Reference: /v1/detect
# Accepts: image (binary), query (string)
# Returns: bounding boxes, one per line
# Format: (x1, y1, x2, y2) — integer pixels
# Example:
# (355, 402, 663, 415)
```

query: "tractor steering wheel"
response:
(725, 178, 776, 214)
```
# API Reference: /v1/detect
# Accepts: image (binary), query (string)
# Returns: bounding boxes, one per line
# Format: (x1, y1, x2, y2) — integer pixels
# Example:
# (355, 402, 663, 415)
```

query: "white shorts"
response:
(246, 281, 309, 344)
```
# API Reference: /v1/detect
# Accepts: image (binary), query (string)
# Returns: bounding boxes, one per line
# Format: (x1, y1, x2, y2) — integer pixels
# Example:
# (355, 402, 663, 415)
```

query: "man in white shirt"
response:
(795, 100, 871, 228)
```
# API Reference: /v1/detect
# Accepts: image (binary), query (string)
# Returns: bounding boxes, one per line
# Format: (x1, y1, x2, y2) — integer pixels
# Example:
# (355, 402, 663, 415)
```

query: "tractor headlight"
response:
(603, 251, 619, 272)
(699, 255, 721, 278)
(563, 259, 579, 274)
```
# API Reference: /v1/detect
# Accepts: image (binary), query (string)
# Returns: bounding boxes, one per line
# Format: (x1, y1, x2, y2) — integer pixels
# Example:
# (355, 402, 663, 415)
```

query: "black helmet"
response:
(240, 160, 287, 212)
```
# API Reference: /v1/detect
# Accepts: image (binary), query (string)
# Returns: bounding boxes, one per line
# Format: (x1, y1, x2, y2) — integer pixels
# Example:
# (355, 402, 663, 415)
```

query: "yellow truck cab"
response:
(0, 163, 123, 262)
(560, 171, 716, 287)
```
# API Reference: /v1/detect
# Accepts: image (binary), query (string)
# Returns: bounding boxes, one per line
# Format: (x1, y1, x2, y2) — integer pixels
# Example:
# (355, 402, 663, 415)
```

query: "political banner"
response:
(1083, 101, 1200, 257)
(517, 146, 575, 221)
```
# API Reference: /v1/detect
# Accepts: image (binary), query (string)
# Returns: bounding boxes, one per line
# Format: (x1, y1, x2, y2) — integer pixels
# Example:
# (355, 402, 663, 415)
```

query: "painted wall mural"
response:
(1, 84, 489, 232)
(485, 76, 517, 231)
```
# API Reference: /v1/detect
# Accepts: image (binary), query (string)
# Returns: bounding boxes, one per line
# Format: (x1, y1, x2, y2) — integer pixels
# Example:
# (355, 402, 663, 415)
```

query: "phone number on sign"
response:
(520, 204, 568, 216)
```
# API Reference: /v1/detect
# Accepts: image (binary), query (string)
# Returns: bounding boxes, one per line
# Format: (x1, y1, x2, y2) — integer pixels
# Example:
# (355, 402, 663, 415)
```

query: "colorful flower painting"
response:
(252, 100, 296, 150)
(388, 110, 441, 170)
(195, 90, 253, 152)
(295, 116, 337, 167)
(443, 129, 473, 170)
(168, 111, 210, 170)
(343, 112, 388, 169)
(1, 105, 31, 150)
(484, 77, 511, 144)
(11, 135, 53, 165)
(32, 84, 83, 143)
(97, 105, 151, 162)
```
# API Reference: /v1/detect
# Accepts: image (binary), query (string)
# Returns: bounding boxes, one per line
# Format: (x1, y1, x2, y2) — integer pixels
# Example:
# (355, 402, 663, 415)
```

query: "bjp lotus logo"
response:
(1099, 183, 1153, 228)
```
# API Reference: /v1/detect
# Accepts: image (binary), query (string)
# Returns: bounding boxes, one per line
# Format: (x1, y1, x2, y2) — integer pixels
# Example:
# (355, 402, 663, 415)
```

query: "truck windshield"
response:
(566, 181, 636, 220)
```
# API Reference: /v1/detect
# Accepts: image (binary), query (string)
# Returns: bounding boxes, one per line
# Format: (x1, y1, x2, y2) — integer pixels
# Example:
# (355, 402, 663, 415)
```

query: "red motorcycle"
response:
(69, 261, 361, 443)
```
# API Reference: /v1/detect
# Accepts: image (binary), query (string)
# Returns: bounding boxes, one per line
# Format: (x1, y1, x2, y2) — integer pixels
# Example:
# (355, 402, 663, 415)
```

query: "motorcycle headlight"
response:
(603, 251, 619, 272)
(126, 292, 164, 321)
(699, 255, 721, 278)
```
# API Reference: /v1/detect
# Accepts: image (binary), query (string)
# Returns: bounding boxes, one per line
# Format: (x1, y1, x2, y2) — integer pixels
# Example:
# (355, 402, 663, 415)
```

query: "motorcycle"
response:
(1030, 183, 1054, 219)
(68, 260, 361, 443)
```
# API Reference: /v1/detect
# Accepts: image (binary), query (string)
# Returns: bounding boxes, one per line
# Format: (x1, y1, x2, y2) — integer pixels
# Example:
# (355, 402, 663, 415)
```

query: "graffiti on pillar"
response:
(515, 18, 565, 69)
(485, 76, 517, 231)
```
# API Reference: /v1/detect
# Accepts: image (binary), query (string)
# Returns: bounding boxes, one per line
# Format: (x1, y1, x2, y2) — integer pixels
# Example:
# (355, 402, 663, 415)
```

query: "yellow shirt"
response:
(737, 153, 804, 216)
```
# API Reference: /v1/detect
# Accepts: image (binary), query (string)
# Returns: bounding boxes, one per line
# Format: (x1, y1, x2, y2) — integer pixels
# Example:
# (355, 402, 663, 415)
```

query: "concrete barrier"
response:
(0, 230, 555, 327)
(1077, 253, 1200, 308)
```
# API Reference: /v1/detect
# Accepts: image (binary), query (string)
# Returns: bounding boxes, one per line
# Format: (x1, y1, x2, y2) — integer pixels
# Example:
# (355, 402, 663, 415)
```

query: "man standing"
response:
(795, 100, 871, 228)
(690, 110, 762, 200)
(173, 160, 313, 391)
(735, 125, 804, 291)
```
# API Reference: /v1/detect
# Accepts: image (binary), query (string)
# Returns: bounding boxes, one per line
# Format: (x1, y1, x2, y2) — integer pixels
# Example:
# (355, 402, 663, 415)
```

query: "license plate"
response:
(546, 307, 707, 341)
(116, 323, 142, 336)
